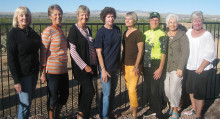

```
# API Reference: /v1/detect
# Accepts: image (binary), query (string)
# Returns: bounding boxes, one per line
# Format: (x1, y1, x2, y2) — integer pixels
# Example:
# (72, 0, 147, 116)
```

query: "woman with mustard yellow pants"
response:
(122, 12, 144, 119)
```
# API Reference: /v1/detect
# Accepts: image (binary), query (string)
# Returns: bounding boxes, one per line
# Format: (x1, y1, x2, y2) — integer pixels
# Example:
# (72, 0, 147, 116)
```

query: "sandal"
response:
(168, 109, 173, 116)
(169, 112, 179, 119)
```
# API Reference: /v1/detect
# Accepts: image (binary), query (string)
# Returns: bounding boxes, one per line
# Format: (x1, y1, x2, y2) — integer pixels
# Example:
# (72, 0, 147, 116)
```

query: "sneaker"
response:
(143, 109, 156, 118)
(156, 112, 165, 119)
(183, 108, 196, 115)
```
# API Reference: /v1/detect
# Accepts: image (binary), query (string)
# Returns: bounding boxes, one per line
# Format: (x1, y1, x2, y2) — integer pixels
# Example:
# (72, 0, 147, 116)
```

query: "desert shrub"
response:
(1, 36, 7, 52)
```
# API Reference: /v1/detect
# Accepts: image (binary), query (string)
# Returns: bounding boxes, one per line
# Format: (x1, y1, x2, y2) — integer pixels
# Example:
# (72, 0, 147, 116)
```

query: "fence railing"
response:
(0, 22, 219, 118)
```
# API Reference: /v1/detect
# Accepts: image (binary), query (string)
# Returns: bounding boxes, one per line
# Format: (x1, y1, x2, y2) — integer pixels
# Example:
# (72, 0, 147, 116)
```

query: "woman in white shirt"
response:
(183, 11, 215, 119)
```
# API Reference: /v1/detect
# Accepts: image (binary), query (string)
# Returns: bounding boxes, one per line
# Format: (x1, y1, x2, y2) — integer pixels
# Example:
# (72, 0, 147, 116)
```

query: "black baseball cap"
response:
(149, 12, 160, 19)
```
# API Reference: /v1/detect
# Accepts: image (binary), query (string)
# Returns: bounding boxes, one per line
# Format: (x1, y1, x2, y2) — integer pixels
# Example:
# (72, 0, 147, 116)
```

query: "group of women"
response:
(7, 4, 215, 119)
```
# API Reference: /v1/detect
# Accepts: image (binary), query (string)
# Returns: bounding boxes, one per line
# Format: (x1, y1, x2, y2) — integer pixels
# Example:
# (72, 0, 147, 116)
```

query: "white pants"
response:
(164, 71, 183, 107)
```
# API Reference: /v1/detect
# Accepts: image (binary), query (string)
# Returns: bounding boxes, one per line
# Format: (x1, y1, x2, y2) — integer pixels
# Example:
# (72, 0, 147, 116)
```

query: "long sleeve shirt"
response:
(69, 42, 87, 70)
(7, 27, 41, 84)
(40, 25, 68, 74)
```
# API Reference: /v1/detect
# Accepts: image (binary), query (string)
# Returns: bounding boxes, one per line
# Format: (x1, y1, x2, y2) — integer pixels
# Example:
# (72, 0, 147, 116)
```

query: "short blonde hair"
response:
(125, 11, 138, 24)
(77, 5, 90, 16)
(191, 11, 204, 22)
(48, 4, 63, 17)
(166, 14, 179, 26)
(12, 6, 32, 27)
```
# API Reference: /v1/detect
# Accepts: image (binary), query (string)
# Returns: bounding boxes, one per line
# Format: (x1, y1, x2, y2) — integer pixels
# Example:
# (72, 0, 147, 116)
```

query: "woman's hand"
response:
(101, 69, 111, 83)
(176, 69, 183, 77)
(14, 83, 22, 93)
(153, 68, 162, 80)
(40, 73, 47, 84)
(195, 67, 204, 74)
(85, 65, 94, 74)
(132, 66, 139, 77)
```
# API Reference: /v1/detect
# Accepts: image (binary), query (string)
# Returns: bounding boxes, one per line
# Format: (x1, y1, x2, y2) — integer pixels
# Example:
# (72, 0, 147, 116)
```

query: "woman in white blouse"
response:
(183, 11, 215, 119)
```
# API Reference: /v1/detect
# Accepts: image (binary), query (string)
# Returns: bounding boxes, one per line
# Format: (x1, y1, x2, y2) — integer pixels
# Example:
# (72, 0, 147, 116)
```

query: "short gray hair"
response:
(166, 14, 179, 26)
(12, 6, 32, 27)
(77, 5, 90, 16)
(48, 4, 63, 17)
(191, 11, 204, 22)
(125, 11, 138, 24)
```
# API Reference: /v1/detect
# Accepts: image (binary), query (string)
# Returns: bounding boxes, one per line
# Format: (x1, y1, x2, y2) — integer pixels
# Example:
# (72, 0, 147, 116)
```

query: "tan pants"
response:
(164, 71, 183, 107)
(124, 65, 140, 107)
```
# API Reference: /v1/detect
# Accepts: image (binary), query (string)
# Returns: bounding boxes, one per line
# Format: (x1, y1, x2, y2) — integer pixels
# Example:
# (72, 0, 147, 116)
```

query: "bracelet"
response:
(134, 66, 138, 69)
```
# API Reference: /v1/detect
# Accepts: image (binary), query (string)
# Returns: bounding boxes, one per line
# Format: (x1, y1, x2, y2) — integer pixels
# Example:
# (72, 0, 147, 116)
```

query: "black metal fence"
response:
(0, 23, 219, 118)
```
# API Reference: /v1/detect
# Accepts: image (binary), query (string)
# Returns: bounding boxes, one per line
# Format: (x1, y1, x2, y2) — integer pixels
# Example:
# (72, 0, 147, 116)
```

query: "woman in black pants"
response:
(67, 5, 97, 119)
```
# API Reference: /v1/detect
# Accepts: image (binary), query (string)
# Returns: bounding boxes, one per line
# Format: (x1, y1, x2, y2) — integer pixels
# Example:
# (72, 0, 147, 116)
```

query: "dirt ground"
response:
(0, 38, 220, 118)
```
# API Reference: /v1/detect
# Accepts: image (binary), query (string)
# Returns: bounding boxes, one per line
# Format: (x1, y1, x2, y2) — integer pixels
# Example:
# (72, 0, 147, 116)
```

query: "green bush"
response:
(1, 36, 7, 52)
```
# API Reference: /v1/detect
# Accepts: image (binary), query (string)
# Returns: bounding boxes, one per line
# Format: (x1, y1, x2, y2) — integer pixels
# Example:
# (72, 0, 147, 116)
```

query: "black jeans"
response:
(77, 71, 95, 119)
(143, 60, 166, 114)
(46, 73, 69, 108)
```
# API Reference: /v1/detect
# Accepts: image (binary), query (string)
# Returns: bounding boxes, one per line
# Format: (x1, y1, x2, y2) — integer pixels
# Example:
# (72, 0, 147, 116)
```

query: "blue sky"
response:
(0, 0, 219, 15)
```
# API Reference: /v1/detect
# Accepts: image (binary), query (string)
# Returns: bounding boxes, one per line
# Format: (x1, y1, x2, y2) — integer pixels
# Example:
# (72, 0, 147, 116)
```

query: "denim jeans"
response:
(17, 73, 38, 119)
(99, 70, 118, 119)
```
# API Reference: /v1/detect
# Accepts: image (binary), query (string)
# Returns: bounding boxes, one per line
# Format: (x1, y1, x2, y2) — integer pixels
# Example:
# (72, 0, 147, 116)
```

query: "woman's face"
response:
(192, 17, 203, 31)
(17, 12, 31, 29)
(125, 16, 135, 27)
(49, 9, 62, 26)
(105, 13, 115, 27)
(77, 12, 89, 24)
(168, 18, 178, 31)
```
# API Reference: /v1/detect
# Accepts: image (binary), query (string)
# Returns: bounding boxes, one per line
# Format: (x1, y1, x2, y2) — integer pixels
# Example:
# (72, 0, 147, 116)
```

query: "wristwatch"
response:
(101, 66, 105, 70)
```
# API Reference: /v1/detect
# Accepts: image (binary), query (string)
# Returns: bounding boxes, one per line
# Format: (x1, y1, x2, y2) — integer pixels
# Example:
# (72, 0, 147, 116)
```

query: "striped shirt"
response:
(40, 25, 68, 74)
(69, 42, 87, 70)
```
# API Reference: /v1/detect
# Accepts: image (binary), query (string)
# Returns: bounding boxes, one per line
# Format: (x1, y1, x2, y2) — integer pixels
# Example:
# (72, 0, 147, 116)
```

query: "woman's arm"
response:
(7, 31, 20, 85)
(153, 54, 166, 80)
(195, 60, 210, 74)
(40, 28, 51, 83)
(69, 43, 93, 74)
(96, 48, 111, 83)
(133, 42, 144, 76)
(7, 30, 22, 92)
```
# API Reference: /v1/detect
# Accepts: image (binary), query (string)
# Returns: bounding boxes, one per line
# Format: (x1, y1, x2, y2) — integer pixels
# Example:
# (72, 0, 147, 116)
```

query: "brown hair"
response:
(100, 7, 116, 22)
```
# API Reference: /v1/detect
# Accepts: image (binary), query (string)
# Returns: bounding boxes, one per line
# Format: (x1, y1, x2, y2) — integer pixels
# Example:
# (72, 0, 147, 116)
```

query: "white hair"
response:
(166, 14, 179, 26)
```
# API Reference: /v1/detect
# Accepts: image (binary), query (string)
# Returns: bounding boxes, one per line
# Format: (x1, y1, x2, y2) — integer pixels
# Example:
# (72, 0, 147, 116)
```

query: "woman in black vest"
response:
(67, 5, 97, 119)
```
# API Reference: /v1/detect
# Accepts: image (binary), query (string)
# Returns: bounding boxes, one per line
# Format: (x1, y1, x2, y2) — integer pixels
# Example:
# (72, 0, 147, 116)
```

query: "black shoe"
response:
(143, 109, 156, 118)
(156, 112, 165, 119)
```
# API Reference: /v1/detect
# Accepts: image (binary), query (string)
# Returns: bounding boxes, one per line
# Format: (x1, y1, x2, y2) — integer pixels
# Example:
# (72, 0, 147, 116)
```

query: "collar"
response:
(51, 24, 61, 30)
